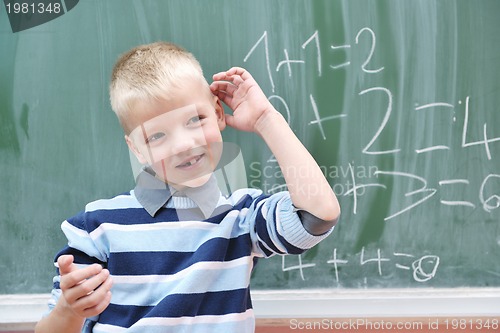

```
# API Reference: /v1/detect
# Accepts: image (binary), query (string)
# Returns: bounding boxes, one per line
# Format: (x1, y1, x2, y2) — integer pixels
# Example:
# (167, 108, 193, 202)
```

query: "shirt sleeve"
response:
(44, 210, 105, 331)
(247, 191, 334, 258)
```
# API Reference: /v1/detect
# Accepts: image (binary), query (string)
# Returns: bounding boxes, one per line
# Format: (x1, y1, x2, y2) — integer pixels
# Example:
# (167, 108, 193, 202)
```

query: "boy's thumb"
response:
(224, 114, 235, 128)
(57, 255, 76, 276)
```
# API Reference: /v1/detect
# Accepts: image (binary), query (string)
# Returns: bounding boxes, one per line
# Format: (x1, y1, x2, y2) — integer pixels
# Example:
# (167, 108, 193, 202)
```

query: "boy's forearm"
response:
(35, 301, 85, 333)
(255, 109, 340, 223)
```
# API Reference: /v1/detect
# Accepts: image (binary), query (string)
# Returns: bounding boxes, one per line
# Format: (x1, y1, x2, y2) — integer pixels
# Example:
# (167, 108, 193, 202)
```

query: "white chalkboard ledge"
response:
(251, 288, 500, 318)
(0, 294, 47, 331)
(1, 288, 499, 331)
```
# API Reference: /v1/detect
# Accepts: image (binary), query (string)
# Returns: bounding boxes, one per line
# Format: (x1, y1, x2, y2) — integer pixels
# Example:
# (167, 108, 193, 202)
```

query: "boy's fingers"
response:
(62, 268, 110, 304)
(224, 114, 236, 128)
(79, 290, 112, 318)
(76, 269, 110, 297)
(225, 67, 250, 79)
(213, 67, 250, 83)
(212, 71, 226, 80)
(88, 291, 113, 316)
(57, 255, 77, 276)
(69, 276, 113, 317)
(211, 74, 237, 85)
(59, 264, 103, 291)
(210, 81, 237, 96)
(214, 92, 234, 109)
(209, 81, 226, 91)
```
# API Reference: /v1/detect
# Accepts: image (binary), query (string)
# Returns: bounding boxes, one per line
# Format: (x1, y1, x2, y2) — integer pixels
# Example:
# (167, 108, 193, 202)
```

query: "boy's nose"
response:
(170, 130, 207, 156)
(171, 138, 195, 156)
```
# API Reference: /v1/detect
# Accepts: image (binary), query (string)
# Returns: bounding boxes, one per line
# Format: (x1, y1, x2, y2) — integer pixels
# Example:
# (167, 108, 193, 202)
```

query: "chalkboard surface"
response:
(1, 0, 499, 294)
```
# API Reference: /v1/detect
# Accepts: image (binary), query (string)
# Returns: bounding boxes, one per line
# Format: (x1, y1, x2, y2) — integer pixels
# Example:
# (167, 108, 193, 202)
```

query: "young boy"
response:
(35, 42, 340, 333)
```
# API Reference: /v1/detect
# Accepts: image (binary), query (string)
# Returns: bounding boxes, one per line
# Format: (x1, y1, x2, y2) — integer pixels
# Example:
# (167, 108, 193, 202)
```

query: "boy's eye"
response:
(187, 116, 204, 126)
(145, 132, 165, 144)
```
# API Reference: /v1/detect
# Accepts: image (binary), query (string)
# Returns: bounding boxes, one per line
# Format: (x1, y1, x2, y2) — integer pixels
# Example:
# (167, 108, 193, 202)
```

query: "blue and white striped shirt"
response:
(47, 171, 333, 332)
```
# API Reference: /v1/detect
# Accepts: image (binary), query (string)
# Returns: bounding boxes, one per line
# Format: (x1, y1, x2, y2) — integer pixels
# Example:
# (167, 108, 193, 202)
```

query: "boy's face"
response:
(125, 79, 226, 189)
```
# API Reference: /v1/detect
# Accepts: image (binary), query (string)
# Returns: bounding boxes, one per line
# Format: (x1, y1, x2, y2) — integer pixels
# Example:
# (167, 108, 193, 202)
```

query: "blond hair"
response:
(109, 42, 206, 133)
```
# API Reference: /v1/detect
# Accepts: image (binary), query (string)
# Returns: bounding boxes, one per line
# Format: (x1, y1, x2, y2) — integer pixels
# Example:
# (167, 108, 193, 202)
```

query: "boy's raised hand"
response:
(56, 255, 113, 319)
(211, 67, 275, 133)
(211, 69, 340, 226)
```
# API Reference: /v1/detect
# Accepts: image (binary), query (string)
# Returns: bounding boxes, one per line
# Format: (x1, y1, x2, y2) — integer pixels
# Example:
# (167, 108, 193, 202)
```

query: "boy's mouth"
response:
(176, 154, 204, 169)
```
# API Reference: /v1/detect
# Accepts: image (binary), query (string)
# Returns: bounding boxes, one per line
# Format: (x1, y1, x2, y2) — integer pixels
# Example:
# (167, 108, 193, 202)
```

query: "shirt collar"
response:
(134, 167, 221, 218)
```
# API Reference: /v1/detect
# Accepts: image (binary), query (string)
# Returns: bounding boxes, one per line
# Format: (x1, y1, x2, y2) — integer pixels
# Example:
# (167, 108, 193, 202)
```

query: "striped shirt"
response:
(47, 172, 333, 332)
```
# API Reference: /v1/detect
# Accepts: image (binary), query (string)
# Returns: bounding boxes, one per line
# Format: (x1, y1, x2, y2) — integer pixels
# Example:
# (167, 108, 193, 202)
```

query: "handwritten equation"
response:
(243, 29, 500, 158)
(282, 247, 440, 284)
(244, 28, 498, 285)
(243, 28, 500, 222)
(347, 168, 500, 221)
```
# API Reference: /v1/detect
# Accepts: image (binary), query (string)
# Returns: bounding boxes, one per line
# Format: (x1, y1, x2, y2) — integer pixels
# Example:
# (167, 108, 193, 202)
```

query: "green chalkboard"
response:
(1, 0, 499, 294)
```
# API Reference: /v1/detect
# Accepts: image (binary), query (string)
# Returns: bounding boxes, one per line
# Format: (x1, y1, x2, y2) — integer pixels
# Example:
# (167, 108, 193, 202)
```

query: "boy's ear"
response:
(125, 135, 147, 165)
(214, 97, 226, 131)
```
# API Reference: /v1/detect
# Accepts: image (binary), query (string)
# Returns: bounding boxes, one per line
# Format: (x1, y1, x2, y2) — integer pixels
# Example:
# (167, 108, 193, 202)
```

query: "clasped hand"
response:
(57, 255, 113, 319)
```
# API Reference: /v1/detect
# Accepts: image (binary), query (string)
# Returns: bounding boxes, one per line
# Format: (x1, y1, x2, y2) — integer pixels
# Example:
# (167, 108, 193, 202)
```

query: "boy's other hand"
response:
(211, 67, 275, 133)
(56, 255, 113, 319)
